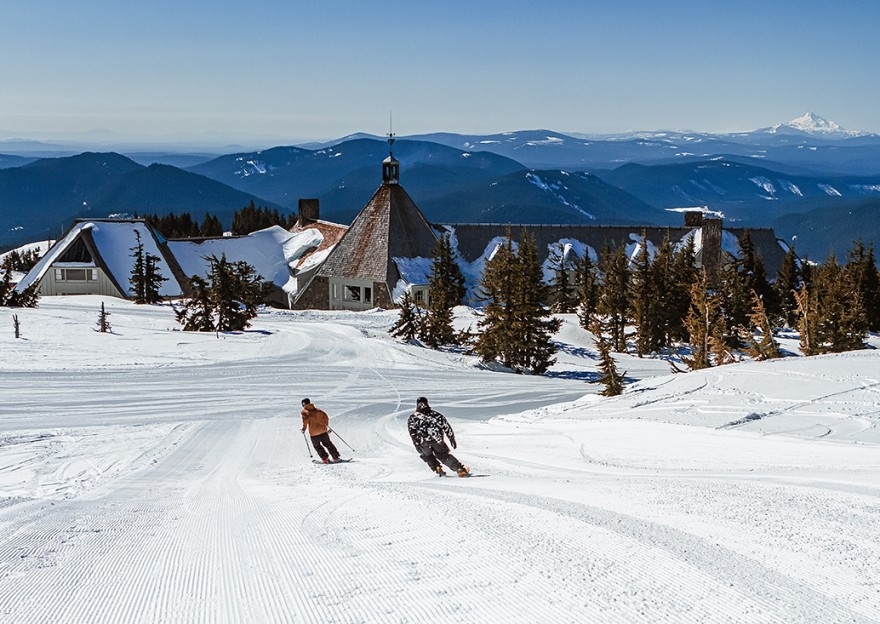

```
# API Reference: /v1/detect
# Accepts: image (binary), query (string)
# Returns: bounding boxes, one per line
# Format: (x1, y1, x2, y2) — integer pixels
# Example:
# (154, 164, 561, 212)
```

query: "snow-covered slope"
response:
(1, 298, 878, 623)
(766, 112, 867, 139)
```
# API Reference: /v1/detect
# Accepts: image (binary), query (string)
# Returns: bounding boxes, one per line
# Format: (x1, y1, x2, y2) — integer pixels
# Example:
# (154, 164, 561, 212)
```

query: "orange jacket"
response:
(301, 403, 330, 436)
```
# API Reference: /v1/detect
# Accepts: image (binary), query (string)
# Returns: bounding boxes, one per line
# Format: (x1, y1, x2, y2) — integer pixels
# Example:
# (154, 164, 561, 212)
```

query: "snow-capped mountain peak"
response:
(786, 112, 841, 134)
(770, 112, 861, 138)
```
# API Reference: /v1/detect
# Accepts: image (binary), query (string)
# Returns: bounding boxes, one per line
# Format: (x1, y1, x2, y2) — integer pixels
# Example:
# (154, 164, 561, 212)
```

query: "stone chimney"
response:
(298, 199, 320, 226)
(701, 216, 723, 286)
(684, 211, 703, 227)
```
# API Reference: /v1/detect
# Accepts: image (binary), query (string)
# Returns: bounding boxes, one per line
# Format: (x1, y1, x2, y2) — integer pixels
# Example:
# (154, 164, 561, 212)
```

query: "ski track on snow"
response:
(1, 301, 878, 623)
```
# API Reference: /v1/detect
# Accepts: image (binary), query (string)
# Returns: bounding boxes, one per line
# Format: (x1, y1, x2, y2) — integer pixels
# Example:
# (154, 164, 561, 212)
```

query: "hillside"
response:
(0, 297, 877, 623)
(187, 138, 526, 209)
(420, 168, 673, 225)
(0, 153, 284, 251)
(597, 159, 880, 222)
(404, 126, 880, 175)
(772, 197, 880, 261)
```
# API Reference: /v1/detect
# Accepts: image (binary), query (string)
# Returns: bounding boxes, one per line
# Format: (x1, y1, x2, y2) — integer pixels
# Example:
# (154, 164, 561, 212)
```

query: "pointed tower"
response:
(382, 131, 400, 184)
(292, 135, 438, 310)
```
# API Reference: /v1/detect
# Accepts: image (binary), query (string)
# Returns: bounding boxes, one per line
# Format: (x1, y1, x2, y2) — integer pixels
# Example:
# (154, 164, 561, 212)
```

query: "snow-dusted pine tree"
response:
(175, 255, 266, 332)
(390, 291, 423, 342)
(475, 228, 560, 374)
(421, 232, 465, 347)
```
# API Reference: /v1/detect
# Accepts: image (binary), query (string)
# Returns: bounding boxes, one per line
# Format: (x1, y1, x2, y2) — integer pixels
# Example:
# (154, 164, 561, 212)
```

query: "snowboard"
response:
(313, 458, 353, 465)
(437, 471, 488, 478)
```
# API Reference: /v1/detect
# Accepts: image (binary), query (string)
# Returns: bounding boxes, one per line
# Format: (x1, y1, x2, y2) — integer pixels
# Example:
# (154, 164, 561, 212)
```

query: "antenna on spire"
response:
(387, 111, 396, 156)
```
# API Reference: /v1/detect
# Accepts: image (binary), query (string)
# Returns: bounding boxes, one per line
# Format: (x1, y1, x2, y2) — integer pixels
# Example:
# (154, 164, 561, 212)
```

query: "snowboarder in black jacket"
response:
(407, 397, 469, 477)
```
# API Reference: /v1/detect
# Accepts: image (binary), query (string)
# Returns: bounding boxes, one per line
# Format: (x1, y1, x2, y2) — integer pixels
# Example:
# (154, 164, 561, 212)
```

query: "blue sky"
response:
(1, 0, 877, 146)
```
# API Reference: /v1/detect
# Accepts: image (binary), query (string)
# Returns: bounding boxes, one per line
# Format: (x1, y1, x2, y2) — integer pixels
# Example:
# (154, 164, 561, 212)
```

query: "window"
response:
(344, 285, 361, 301)
(54, 268, 97, 282)
(364, 287, 372, 304)
(414, 290, 424, 304)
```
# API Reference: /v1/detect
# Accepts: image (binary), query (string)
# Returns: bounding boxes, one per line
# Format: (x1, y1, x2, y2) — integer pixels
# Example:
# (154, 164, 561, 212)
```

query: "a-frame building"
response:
(292, 140, 438, 310)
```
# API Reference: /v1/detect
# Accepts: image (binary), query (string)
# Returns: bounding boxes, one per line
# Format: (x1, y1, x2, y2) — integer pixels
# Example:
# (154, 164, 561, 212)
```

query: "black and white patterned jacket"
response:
(407, 407, 456, 449)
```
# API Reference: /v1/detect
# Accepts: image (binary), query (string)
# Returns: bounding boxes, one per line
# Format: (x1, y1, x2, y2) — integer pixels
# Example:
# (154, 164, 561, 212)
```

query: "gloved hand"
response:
(301, 427, 306, 433)
(449, 436, 457, 449)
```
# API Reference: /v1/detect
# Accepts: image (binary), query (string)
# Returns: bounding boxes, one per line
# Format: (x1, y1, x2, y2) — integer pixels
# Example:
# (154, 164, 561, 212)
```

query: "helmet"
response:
(301, 398, 311, 407)
(416, 396, 429, 410)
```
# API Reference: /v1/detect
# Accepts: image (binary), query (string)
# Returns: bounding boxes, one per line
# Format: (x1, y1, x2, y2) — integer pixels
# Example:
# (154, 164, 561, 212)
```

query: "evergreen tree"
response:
(739, 290, 781, 360)
(667, 235, 698, 343)
(175, 275, 215, 332)
(575, 251, 599, 330)
(719, 231, 776, 344)
(0, 258, 12, 304)
(845, 241, 880, 332)
(548, 243, 577, 313)
(130, 230, 167, 304)
(145, 212, 204, 238)
(738, 231, 776, 315)
(4, 248, 42, 272)
(717, 259, 749, 344)
(390, 291, 423, 341)
(511, 232, 562, 374)
(813, 255, 867, 353)
(130, 230, 147, 303)
(420, 232, 466, 347)
(630, 234, 662, 356)
(143, 251, 168, 304)
(96, 302, 112, 333)
(430, 232, 466, 306)
(421, 295, 456, 347)
(682, 273, 728, 370)
(201, 214, 224, 237)
(775, 246, 801, 328)
(475, 229, 560, 374)
(475, 232, 519, 368)
(175, 255, 267, 332)
(230, 201, 295, 235)
(213, 255, 266, 331)
(590, 318, 626, 396)
(1, 256, 39, 308)
(794, 285, 817, 356)
(596, 246, 630, 352)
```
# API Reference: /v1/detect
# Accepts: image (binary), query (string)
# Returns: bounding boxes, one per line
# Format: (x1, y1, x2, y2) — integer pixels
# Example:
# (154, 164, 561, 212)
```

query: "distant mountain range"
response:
(1, 114, 878, 263)
(0, 153, 281, 245)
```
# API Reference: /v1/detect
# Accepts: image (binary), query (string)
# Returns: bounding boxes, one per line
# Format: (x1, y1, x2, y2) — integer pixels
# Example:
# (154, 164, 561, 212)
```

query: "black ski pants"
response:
(310, 432, 340, 460)
(416, 440, 464, 472)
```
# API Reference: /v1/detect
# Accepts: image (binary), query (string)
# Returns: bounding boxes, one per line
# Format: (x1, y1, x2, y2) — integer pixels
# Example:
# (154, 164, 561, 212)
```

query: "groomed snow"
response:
(1, 297, 878, 624)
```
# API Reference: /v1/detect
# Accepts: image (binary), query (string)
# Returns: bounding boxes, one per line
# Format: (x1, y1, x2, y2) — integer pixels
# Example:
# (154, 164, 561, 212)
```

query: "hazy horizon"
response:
(0, 111, 874, 155)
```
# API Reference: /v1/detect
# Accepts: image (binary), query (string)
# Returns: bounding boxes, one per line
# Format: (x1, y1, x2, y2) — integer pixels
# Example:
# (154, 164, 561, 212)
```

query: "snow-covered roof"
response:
(16, 221, 330, 300)
(168, 225, 322, 291)
(15, 220, 181, 297)
(392, 256, 433, 286)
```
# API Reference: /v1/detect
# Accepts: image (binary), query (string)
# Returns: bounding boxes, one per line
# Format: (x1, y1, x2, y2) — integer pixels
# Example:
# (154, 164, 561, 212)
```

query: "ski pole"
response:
(329, 428, 355, 452)
(302, 430, 313, 458)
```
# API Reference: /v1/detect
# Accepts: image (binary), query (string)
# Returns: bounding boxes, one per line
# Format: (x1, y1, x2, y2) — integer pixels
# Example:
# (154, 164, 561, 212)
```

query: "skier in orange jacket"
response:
(300, 398, 341, 463)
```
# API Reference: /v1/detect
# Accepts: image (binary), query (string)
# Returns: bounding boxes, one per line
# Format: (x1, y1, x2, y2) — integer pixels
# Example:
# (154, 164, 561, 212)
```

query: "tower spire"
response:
(387, 111, 396, 157)
(382, 111, 400, 184)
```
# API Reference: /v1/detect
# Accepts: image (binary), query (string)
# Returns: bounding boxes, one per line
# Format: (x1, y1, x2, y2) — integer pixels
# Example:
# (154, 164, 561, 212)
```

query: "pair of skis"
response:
(303, 428, 355, 464)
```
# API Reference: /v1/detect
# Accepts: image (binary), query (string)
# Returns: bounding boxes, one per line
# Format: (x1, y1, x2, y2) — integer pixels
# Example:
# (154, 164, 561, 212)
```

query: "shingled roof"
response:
(316, 169, 437, 286)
